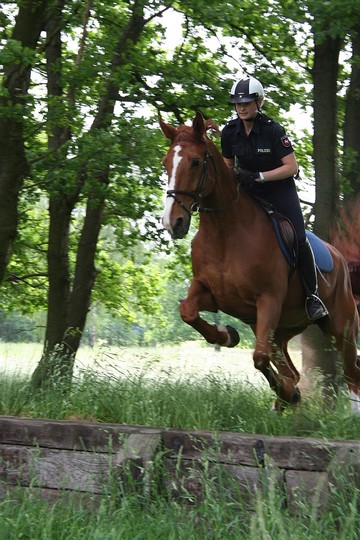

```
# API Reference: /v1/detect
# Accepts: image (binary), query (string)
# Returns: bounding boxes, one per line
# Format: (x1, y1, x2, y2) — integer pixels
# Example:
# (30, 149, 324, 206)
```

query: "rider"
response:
(221, 75, 328, 321)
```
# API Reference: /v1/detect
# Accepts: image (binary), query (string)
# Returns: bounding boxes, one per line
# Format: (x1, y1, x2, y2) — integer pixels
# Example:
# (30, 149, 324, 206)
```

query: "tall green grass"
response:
(0, 460, 359, 539)
(0, 366, 360, 439)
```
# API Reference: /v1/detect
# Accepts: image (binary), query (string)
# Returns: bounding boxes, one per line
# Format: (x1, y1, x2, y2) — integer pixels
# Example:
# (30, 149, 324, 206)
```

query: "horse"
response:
(160, 111, 360, 411)
(330, 194, 360, 304)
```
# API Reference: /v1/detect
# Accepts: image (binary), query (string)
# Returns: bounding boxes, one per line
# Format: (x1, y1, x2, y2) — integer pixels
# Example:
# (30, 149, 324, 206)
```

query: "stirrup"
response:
(305, 294, 329, 321)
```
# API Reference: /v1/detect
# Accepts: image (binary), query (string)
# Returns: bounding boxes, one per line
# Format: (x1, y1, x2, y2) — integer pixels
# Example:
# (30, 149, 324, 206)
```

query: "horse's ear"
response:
(192, 112, 206, 139)
(159, 117, 177, 142)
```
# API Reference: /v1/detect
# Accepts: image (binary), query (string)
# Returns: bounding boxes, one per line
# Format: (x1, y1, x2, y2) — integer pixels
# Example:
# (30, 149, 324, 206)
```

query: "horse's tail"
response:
(329, 194, 360, 304)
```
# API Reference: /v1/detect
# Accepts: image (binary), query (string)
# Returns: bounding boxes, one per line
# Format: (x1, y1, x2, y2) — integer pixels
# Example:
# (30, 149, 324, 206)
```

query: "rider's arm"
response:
(261, 153, 298, 182)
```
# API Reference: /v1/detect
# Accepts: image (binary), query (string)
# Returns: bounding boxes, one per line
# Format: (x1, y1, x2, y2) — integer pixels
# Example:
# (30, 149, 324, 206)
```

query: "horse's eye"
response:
(192, 158, 201, 167)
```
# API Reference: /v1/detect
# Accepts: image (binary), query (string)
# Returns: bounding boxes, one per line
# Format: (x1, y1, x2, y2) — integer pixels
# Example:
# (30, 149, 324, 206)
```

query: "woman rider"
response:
(221, 75, 328, 321)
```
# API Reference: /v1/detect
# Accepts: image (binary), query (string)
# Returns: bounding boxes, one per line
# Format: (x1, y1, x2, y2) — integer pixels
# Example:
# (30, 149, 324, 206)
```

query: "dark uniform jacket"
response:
(221, 112, 306, 243)
(221, 112, 294, 175)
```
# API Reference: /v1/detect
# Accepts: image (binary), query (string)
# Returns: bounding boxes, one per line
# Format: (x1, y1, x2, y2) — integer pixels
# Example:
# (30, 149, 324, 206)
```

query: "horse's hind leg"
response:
(179, 279, 240, 347)
(335, 321, 360, 413)
(341, 351, 360, 413)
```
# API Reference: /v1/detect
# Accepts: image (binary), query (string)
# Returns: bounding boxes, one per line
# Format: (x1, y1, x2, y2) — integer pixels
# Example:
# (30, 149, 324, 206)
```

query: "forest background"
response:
(1, 0, 360, 388)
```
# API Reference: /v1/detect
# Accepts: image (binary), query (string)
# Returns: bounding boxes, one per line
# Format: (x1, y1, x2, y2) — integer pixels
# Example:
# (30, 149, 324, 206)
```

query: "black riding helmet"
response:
(229, 76, 264, 104)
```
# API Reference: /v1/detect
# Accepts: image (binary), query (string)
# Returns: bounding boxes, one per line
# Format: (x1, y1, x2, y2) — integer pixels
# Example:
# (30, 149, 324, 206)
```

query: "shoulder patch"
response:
(281, 135, 291, 148)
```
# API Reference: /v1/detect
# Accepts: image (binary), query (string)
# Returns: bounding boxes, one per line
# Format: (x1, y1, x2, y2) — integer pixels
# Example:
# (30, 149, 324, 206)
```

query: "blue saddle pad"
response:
(306, 230, 333, 273)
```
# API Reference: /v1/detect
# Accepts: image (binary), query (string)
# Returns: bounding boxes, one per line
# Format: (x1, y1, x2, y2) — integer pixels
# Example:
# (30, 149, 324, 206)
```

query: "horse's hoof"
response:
(225, 325, 240, 347)
(272, 387, 301, 412)
(291, 386, 301, 405)
(216, 324, 240, 347)
(272, 399, 285, 413)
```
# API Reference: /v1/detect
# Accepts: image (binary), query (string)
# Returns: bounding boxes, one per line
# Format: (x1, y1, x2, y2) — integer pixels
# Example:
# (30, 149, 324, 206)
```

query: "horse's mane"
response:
(173, 125, 207, 146)
(173, 118, 221, 147)
(168, 116, 232, 181)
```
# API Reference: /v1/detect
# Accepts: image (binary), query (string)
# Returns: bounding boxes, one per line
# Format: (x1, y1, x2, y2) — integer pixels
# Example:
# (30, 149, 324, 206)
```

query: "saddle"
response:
(253, 197, 334, 273)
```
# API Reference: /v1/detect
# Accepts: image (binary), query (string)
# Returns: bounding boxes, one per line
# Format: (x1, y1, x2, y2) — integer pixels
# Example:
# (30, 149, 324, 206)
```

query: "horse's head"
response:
(160, 112, 217, 239)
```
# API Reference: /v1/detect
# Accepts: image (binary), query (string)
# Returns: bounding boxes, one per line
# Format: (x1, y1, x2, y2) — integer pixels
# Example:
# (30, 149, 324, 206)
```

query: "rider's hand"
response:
(237, 168, 259, 186)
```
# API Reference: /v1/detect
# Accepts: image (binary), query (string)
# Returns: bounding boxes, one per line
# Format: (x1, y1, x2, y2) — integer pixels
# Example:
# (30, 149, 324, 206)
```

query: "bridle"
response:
(166, 145, 239, 215)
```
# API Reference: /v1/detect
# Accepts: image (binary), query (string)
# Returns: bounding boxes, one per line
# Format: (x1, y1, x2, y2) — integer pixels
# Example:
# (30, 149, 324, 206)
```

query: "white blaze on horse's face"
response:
(162, 144, 182, 232)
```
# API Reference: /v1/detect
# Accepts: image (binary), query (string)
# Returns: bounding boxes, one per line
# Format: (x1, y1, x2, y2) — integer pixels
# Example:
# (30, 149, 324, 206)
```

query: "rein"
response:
(166, 146, 240, 215)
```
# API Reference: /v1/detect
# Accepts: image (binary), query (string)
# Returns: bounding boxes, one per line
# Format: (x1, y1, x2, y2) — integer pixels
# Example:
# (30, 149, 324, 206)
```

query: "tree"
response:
(31, 0, 176, 386)
(343, 26, 360, 195)
(296, 2, 360, 380)
(0, 1, 47, 281)
(2, 0, 238, 388)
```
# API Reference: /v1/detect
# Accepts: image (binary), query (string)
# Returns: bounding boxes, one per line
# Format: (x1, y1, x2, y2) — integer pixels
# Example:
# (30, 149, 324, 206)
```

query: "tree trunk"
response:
(302, 31, 341, 380)
(301, 326, 340, 397)
(30, 1, 75, 390)
(0, 1, 47, 282)
(31, 0, 147, 389)
(312, 34, 341, 241)
(343, 28, 360, 195)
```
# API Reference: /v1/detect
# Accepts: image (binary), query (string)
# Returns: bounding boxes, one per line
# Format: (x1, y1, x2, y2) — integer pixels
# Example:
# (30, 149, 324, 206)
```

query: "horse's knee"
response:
(253, 351, 270, 371)
(179, 300, 198, 324)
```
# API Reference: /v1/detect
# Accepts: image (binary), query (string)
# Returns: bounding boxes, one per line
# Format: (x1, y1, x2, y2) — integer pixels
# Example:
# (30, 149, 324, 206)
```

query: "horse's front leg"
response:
(179, 279, 239, 347)
(271, 335, 301, 410)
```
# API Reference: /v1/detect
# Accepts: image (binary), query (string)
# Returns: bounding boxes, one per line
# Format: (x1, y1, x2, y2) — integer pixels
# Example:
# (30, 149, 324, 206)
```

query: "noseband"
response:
(166, 146, 239, 215)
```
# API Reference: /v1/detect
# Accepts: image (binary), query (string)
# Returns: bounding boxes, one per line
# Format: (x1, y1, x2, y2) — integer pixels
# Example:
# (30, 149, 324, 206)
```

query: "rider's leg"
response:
(297, 238, 329, 321)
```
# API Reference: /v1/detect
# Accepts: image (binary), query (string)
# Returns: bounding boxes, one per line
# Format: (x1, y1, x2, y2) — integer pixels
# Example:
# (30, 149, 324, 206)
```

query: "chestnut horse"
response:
(160, 112, 360, 411)
(330, 194, 360, 304)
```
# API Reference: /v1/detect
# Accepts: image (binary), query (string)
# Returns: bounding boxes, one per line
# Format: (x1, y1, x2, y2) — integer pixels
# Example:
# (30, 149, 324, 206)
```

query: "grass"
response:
(0, 341, 359, 439)
(0, 461, 360, 539)
(0, 361, 360, 440)
(1, 341, 360, 538)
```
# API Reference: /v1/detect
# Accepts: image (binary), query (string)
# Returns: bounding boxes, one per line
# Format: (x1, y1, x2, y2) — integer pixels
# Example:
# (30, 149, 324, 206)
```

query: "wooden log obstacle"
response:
(0, 415, 359, 510)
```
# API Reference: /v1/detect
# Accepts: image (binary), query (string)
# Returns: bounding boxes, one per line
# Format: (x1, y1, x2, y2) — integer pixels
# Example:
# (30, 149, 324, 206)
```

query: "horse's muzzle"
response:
(171, 215, 190, 239)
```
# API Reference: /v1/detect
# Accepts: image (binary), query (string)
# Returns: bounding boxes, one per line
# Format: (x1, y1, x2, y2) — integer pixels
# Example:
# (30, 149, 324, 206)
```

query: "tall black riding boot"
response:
(297, 239, 329, 321)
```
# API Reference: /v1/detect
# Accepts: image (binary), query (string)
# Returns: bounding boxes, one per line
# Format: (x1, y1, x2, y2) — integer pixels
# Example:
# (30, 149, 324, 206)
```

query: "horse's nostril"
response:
(173, 217, 184, 235)
(172, 216, 189, 239)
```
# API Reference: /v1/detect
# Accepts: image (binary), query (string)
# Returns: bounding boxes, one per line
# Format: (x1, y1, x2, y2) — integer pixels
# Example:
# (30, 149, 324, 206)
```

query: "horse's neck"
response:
(201, 158, 262, 232)
(208, 144, 238, 203)
(206, 147, 256, 218)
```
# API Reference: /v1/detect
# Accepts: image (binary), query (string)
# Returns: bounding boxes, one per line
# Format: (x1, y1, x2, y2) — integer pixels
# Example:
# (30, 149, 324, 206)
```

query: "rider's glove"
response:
(236, 168, 259, 186)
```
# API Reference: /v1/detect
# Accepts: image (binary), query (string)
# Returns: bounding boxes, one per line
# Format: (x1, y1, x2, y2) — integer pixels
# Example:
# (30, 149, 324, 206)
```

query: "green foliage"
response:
(0, 310, 45, 343)
(1, 0, 360, 359)
(94, 255, 165, 320)
(0, 38, 36, 68)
